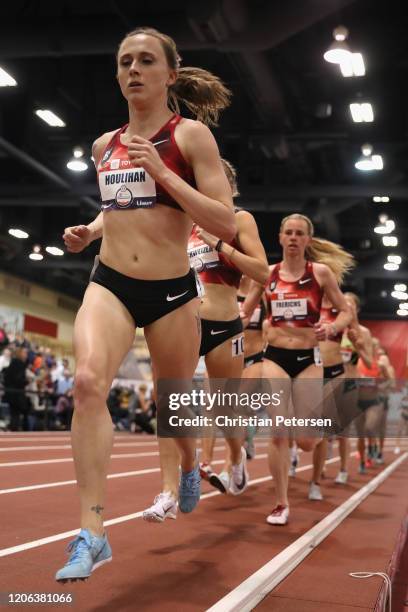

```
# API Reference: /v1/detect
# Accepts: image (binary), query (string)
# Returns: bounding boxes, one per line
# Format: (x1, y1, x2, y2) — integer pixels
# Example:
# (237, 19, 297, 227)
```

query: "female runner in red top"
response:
(242, 214, 351, 525)
(56, 27, 236, 581)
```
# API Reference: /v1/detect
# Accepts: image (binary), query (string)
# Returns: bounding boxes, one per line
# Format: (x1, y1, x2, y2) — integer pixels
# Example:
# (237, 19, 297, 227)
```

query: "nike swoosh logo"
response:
(152, 138, 169, 147)
(236, 469, 247, 490)
(299, 278, 311, 285)
(166, 290, 189, 302)
(210, 329, 228, 335)
(297, 356, 310, 361)
(331, 370, 342, 376)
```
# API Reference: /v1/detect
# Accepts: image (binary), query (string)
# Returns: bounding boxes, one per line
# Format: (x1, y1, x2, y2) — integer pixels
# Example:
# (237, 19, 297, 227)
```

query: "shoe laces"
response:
(271, 505, 287, 515)
(153, 492, 172, 505)
(231, 462, 242, 478)
(65, 531, 92, 565)
(181, 467, 199, 493)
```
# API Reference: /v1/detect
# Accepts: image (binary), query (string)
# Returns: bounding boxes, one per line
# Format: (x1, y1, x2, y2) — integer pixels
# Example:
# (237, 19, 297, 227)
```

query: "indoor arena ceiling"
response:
(0, 0, 407, 319)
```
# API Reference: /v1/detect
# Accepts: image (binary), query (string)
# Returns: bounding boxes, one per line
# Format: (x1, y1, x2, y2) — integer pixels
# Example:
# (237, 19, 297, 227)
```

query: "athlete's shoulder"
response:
(311, 261, 330, 274)
(176, 118, 215, 145)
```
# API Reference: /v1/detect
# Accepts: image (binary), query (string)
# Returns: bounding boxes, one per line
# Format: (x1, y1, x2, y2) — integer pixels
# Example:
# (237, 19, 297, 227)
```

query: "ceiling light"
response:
(382, 236, 398, 247)
(399, 303, 408, 310)
(387, 255, 402, 265)
(374, 218, 395, 234)
(35, 109, 65, 127)
(350, 102, 374, 123)
(0, 66, 17, 87)
(45, 246, 64, 256)
(324, 26, 352, 64)
(397, 309, 408, 317)
(29, 245, 43, 261)
(73, 146, 84, 159)
(384, 263, 399, 271)
(355, 144, 383, 171)
(8, 228, 29, 239)
(394, 284, 407, 291)
(67, 159, 88, 172)
(372, 196, 389, 203)
(67, 146, 88, 172)
(340, 52, 366, 77)
(391, 291, 408, 300)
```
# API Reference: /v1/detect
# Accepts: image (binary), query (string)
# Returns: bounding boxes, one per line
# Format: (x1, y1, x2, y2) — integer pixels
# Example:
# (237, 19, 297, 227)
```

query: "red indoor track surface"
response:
(0, 432, 406, 612)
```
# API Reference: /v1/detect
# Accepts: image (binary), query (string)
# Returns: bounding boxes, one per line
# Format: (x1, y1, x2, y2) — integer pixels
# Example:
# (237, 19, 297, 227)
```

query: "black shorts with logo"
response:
(200, 317, 243, 356)
(91, 260, 198, 327)
(264, 345, 315, 378)
(323, 362, 345, 385)
(244, 351, 264, 369)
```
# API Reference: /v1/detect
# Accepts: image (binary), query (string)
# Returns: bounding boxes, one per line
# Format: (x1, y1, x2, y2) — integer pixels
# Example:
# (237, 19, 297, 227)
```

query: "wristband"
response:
(329, 324, 338, 338)
(215, 239, 223, 252)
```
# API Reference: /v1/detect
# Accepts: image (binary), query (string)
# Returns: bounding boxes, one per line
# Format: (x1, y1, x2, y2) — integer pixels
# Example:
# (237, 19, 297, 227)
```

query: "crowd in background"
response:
(0, 326, 155, 434)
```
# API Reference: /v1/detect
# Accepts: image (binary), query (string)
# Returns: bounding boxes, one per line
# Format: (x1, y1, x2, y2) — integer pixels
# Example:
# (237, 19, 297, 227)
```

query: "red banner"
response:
(24, 314, 58, 338)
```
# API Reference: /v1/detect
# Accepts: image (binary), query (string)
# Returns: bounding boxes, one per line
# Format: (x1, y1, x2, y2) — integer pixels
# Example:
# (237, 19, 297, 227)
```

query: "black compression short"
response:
(91, 260, 198, 328)
(199, 317, 243, 356)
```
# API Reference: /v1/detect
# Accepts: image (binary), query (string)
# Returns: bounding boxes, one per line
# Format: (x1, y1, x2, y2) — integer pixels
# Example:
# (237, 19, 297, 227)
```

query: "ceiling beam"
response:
(0, 137, 99, 212)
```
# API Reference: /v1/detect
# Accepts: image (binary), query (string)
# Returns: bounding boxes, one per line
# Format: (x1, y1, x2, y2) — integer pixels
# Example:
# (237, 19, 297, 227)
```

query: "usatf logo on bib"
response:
(115, 185, 133, 208)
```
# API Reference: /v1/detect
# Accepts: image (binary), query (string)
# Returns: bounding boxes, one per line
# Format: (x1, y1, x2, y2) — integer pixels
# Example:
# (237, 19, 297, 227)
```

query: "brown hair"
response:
(119, 27, 232, 126)
(280, 213, 355, 284)
(221, 158, 239, 198)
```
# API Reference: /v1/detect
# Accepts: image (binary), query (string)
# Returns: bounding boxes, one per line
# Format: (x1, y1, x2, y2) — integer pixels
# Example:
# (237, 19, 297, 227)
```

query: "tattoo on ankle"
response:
(91, 504, 104, 515)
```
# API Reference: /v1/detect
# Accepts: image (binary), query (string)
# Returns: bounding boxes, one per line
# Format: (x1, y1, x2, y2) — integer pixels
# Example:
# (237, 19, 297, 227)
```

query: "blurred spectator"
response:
(129, 384, 155, 434)
(3, 347, 29, 431)
(0, 348, 11, 372)
(31, 350, 44, 374)
(55, 369, 74, 430)
(52, 357, 70, 382)
(0, 326, 9, 351)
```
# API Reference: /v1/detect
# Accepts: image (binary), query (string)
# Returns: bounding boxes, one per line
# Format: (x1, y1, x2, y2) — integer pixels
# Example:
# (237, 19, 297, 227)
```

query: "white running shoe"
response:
(266, 505, 289, 525)
(394, 446, 401, 455)
(229, 447, 249, 495)
(308, 482, 323, 501)
(335, 471, 348, 484)
(209, 470, 230, 494)
(142, 492, 178, 523)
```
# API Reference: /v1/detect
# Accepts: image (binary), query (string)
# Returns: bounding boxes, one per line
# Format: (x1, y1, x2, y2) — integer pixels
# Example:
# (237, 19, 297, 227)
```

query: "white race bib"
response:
(187, 244, 220, 272)
(99, 167, 156, 209)
(271, 296, 308, 320)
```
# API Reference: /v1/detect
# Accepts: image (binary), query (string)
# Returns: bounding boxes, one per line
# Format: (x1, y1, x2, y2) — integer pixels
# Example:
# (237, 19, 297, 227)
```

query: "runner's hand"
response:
(63, 225, 92, 253)
(127, 136, 167, 181)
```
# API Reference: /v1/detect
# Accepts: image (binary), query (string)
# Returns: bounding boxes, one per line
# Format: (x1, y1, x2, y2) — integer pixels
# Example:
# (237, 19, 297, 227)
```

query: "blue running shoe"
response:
(179, 455, 201, 513)
(55, 529, 112, 582)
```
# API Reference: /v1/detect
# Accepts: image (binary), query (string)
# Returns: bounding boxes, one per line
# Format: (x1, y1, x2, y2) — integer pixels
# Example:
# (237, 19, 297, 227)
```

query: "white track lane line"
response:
(0, 436, 159, 443)
(0, 445, 230, 468)
(0, 442, 174, 451)
(0, 454, 350, 558)
(0, 454, 265, 495)
(207, 452, 408, 612)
